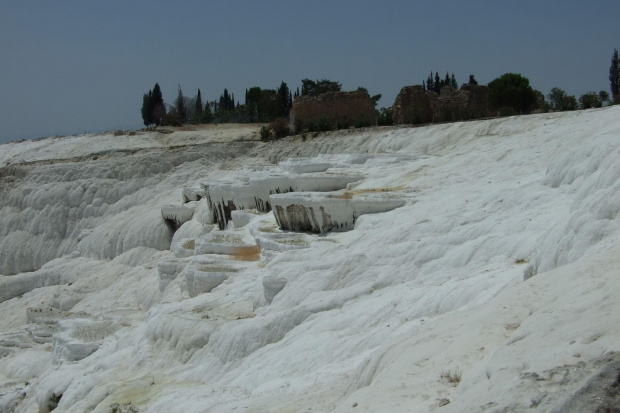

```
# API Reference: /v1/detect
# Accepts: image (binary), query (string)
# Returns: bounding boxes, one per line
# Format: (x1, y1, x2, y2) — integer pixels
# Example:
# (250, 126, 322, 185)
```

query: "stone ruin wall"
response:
(392, 85, 492, 125)
(290, 90, 377, 132)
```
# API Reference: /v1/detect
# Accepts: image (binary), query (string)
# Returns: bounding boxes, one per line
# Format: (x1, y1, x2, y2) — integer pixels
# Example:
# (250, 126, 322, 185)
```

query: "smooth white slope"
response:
(0, 107, 619, 412)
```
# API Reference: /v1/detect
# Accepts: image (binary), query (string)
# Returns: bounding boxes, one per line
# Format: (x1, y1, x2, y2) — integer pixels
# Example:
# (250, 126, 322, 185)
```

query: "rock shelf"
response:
(271, 192, 405, 233)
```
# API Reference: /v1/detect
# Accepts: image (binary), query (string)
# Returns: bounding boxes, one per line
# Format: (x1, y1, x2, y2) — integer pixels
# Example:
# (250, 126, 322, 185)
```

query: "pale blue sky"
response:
(1, 0, 619, 143)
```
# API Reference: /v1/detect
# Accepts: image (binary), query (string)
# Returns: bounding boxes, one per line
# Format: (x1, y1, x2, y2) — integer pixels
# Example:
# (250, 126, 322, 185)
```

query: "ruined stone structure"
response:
(290, 90, 377, 133)
(392, 85, 492, 125)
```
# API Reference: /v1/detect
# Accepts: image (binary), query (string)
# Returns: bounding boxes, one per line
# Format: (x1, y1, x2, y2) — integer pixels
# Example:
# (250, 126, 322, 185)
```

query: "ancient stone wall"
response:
(391, 85, 438, 125)
(290, 90, 377, 133)
(392, 85, 492, 125)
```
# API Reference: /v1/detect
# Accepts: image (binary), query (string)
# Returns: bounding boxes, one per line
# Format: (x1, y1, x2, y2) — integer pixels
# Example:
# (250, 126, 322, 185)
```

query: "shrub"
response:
(377, 107, 393, 126)
(335, 120, 350, 130)
(306, 118, 331, 132)
(354, 115, 371, 128)
(488, 73, 537, 114)
(269, 118, 290, 139)
(579, 92, 602, 109)
(48, 393, 62, 411)
(162, 113, 181, 126)
(110, 402, 140, 413)
(259, 126, 271, 141)
(441, 367, 462, 384)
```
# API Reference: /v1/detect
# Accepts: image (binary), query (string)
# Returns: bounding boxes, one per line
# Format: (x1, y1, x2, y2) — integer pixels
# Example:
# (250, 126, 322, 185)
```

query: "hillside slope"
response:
(1, 109, 619, 412)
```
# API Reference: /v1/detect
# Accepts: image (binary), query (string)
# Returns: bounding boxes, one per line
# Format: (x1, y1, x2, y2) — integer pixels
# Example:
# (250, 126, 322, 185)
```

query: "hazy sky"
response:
(1, 0, 619, 144)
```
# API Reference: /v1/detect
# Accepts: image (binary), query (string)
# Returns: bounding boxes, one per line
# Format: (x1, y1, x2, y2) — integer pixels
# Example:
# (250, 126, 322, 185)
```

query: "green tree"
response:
(426, 72, 434, 92)
(434, 72, 441, 93)
(202, 101, 213, 123)
(547, 87, 578, 111)
(599, 90, 610, 106)
(175, 85, 186, 124)
(141, 91, 153, 126)
(579, 92, 602, 109)
(276, 81, 291, 117)
(610, 49, 620, 99)
(151, 83, 165, 125)
(301, 79, 342, 96)
(488, 73, 537, 114)
(245, 87, 263, 121)
(195, 89, 203, 121)
(468, 74, 478, 86)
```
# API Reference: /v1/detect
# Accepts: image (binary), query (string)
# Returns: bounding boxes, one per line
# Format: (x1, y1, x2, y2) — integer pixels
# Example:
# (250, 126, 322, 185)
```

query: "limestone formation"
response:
(270, 192, 405, 234)
(161, 205, 195, 232)
(263, 276, 287, 303)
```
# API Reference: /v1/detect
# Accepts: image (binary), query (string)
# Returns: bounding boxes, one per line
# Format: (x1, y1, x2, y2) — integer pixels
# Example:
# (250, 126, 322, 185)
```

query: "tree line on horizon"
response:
(141, 49, 620, 130)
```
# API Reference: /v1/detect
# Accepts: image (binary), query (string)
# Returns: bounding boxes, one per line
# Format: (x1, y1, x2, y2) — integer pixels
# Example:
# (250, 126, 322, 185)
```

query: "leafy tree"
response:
(610, 49, 620, 99)
(579, 92, 602, 109)
(547, 87, 578, 111)
(599, 90, 610, 106)
(468, 74, 478, 85)
(245, 87, 263, 121)
(301, 79, 342, 96)
(377, 107, 393, 126)
(488, 73, 537, 114)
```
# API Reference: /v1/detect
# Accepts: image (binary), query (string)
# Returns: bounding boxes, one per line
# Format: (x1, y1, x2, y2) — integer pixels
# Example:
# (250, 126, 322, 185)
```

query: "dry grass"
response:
(441, 367, 462, 384)
(514, 258, 528, 264)
(182, 239, 195, 250)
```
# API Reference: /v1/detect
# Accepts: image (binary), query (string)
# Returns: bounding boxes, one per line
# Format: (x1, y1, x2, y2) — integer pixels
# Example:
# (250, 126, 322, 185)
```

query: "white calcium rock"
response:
(184, 267, 229, 297)
(270, 192, 405, 233)
(262, 276, 287, 303)
(52, 319, 112, 363)
(182, 186, 207, 203)
(194, 231, 260, 257)
(161, 205, 195, 231)
(279, 158, 332, 174)
(157, 258, 189, 292)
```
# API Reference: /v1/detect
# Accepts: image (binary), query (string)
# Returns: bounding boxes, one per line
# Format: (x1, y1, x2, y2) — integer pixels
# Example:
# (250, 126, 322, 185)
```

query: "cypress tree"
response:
(176, 85, 186, 124)
(434, 72, 441, 94)
(195, 89, 203, 120)
(151, 83, 165, 125)
(610, 49, 620, 99)
(141, 92, 152, 126)
(451, 73, 458, 88)
(203, 101, 212, 123)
